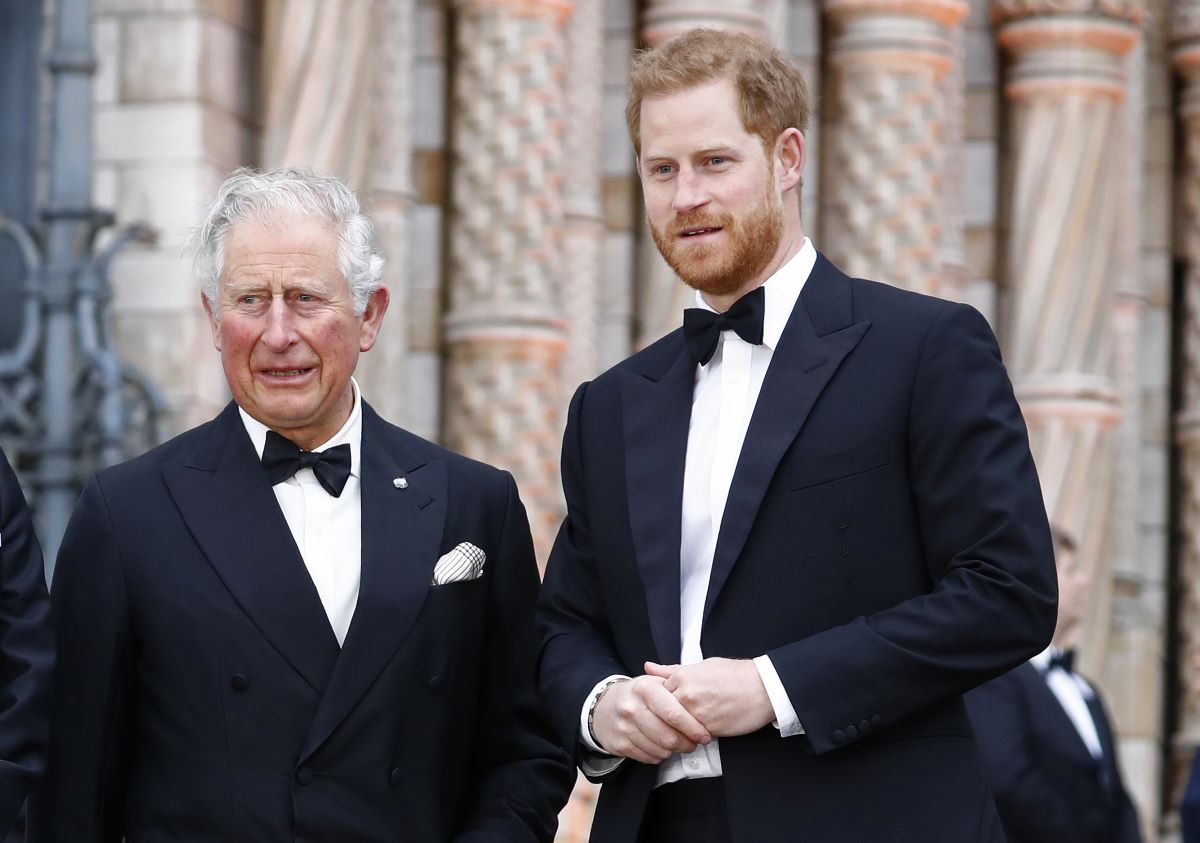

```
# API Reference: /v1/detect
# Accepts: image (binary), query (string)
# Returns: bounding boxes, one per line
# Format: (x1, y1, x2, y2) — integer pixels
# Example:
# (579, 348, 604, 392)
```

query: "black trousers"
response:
(637, 778, 732, 843)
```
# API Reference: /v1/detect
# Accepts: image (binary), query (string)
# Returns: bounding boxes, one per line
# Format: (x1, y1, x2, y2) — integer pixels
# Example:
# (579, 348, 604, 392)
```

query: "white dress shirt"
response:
(580, 239, 817, 783)
(239, 379, 363, 646)
(1030, 646, 1103, 759)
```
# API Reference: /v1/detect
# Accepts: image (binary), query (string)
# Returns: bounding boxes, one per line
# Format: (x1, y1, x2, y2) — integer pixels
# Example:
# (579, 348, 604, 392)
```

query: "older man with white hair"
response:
(31, 167, 572, 843)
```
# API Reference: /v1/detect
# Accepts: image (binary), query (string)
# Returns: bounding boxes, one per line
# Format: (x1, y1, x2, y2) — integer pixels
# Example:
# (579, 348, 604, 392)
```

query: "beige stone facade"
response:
(44, 0, 1194, 837)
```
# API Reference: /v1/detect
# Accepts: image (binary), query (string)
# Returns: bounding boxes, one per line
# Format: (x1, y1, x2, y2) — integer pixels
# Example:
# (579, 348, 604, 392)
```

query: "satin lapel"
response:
(1084, 686, 1117, 764)
(703, 257, 870, 622)
(162, 403, 340, 695)
(300, 405, 446, 764)
(621, 337, 694, 665)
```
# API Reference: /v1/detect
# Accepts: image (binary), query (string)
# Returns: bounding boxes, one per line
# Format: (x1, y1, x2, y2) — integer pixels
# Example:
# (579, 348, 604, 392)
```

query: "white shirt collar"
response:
(692, 237, 817, 352)
(1030, 645, 1055, 672)
(239, 377, 363, 479)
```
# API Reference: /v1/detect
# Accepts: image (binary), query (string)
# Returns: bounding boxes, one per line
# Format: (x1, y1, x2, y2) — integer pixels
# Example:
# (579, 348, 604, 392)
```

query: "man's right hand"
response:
(590, 675, 712, 764)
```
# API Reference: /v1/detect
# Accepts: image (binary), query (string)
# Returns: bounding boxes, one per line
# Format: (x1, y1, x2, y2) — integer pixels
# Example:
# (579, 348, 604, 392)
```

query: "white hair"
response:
(191, 166, 385, 315)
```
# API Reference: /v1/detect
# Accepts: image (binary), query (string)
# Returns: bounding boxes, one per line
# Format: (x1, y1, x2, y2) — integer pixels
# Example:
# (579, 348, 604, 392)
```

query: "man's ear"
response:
(358, 285, 390, 353)
(201, 291, 222, 351)
(776, 129, 805, 193)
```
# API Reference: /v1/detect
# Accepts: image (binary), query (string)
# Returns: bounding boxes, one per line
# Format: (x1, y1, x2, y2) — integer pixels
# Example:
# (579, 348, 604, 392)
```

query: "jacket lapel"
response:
(621, 337, 694, 665)
(162, 403, 340, 695)
(703, 255, 870, 622)
(299, 403, 447, 763)
(1019, 663, 1101, 769)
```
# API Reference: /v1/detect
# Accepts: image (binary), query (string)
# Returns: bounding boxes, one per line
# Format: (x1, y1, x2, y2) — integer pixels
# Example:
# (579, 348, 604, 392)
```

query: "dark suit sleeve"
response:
(963, 674, 1082, 842)
(454, 472, 574, 843)
(29, 477, 134, 843)
(536, 382, 632, 775)
(767, 303, 1058, 753)
(0, 450, 53, 828)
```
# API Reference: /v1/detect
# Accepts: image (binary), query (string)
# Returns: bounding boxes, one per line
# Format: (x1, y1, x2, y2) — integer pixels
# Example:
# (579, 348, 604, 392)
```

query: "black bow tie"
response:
(261, 430, 352, 498)
(683, 286, 766, 366)
(1046, 649, 1076, 674)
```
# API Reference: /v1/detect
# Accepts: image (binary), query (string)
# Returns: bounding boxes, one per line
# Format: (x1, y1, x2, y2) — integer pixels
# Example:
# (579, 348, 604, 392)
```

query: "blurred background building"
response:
(1, 0, 1197, 838)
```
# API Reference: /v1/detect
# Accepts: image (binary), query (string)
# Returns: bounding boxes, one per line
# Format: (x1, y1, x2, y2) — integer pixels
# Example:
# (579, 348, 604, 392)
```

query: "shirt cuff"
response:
(753, 655, 804, 737)
(579, 674, 631, 754)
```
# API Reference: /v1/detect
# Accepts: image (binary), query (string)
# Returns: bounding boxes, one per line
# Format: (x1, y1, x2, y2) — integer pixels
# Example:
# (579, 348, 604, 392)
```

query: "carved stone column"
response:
(640, 0, 774, 42)
(1173, 0, 1200, 792)
(561, 0, 605, 398)
(941, 20, 967, 298)
(443, 0, 572, 564)
(821, 0, 968, 296)
(993, 0, 1142, 665)
(634, 1, 774, 349)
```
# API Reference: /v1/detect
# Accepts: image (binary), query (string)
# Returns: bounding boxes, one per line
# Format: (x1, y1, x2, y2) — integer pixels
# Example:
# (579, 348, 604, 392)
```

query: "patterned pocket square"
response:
(432, 542, 486, 585)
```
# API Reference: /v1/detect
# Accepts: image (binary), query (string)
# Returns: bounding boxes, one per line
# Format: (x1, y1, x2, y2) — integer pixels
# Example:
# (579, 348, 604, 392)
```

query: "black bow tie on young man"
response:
(683, 286, 766, 366)
(261, 429, 352, 497)
(1046, 648, 1076, 675)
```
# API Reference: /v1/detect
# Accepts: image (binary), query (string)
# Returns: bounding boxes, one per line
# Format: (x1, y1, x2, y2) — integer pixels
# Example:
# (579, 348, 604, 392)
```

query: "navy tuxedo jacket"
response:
(537, 254, 1059, 841)
(0, 448, 53, 830)
(31, 402, 572, 842)
(965, 663, 1142, 843)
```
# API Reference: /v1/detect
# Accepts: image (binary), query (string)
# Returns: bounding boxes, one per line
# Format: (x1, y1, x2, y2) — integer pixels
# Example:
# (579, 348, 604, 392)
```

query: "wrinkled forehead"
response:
(219, 215, 344, 287)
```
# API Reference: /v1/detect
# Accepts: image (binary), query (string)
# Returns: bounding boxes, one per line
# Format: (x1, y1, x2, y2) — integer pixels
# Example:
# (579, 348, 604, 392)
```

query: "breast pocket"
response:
(790, 438, 891, 490)
(422, 577, 487, 689)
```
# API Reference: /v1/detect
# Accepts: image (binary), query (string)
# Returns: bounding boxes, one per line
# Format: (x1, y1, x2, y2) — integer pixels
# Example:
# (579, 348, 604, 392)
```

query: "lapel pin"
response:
(393, 477, 408, 489)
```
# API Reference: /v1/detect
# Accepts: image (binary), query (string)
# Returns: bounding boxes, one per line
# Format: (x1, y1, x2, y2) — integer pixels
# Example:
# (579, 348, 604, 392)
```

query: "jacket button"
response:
(389, 767, 402, 786)
(231, 674, 249, 691)
(858, 719, 871, 734)
(832, 730, 845, 745)
(296, 767, 314, 785)
(845, 725, 859, 740)
(427, 675, 445, 693)
(871, 714, 882, 727)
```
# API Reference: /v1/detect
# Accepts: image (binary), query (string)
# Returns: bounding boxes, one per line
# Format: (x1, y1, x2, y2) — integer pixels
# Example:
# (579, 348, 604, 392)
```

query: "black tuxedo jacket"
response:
(965, 662, 1142, 843)
(31, 402, 572, 842)
(0, 449, 53, 830)
(537, 254, 1058, 841)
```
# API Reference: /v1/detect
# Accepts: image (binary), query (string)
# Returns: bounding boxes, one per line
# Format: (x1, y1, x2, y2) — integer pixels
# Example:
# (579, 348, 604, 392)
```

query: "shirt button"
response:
(687, 759, 701, 771)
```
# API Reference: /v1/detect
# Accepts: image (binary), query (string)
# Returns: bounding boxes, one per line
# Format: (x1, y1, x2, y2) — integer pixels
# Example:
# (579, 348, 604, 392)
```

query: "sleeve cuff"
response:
(753, 655, 804, 737)
(579, 674, 630, 753)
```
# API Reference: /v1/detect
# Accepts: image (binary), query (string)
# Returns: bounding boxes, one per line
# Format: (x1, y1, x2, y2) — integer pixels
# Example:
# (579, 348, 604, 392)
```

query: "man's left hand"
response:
(644, 658, 775, 738)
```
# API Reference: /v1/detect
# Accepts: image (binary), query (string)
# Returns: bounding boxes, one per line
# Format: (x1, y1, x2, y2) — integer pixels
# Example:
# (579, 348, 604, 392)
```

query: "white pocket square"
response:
(432, 542, 486, 585)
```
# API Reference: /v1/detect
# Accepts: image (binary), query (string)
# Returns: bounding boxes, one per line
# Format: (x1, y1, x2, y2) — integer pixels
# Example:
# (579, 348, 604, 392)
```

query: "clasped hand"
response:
(590, 657, 776, 765)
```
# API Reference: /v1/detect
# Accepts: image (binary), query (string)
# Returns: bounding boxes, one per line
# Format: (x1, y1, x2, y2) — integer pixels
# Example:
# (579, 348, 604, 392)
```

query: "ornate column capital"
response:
(992, 0, 1143, 100)
(991, 0, 1144, 26)
(640, 1, 770, 45)
(455, 0, 573, 25)
(825, 0, 968, 74)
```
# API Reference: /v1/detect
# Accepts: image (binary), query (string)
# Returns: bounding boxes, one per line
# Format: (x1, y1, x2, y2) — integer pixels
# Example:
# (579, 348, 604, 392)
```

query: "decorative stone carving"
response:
(443, 0, 572, 564)
(561, 0, 605, 398)
(640, 0, 772, 44)
(995, 0, 1141, 671)
(940, 20, 966, 299)
(1173, 1, 1200, 752)
(820, 0, 967, 296)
